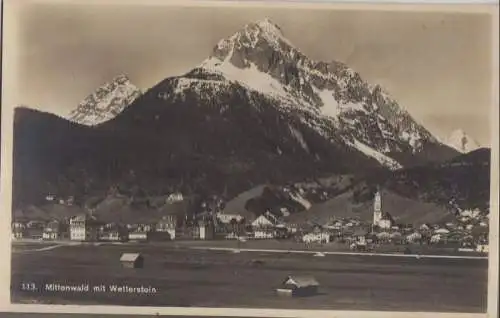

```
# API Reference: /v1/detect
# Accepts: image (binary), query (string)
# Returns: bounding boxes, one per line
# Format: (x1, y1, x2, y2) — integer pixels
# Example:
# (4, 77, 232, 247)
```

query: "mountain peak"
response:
(111, 74, 132, 85)
(209, 18, 295, 63)
(68, 74, 141, 126)
(445, 129, 481, 153)
(189, 20, 448, 167)
(254, 18, 285, 37)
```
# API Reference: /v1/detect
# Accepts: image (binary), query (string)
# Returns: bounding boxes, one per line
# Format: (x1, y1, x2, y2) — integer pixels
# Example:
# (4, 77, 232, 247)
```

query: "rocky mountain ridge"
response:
(12, 19, 468, 221)
(68, 74, 141, 126)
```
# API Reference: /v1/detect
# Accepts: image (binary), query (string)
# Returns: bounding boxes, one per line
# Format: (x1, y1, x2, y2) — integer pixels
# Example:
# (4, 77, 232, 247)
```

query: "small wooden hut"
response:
(276, 275, 319, 297)
(120, 253, 144, 269)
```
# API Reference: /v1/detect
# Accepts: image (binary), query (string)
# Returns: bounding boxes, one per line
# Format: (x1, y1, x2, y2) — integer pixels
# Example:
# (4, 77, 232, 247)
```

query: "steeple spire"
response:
(373, 187, 382, 226)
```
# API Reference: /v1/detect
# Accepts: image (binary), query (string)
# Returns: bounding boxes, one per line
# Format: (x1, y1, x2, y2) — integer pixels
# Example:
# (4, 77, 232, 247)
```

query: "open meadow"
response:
(11, 242, 488, 312)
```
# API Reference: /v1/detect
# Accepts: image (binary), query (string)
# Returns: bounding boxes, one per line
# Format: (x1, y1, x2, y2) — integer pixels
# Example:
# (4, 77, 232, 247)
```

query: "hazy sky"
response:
(7, 2, 494, 145)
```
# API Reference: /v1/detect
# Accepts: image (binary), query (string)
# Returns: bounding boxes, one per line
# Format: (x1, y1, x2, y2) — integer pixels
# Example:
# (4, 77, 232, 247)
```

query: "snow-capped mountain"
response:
(445, 129, 481, 153)
(12, 19, 466, 215)
(151, 18, 451, 170)
(68, 74, 141, 126)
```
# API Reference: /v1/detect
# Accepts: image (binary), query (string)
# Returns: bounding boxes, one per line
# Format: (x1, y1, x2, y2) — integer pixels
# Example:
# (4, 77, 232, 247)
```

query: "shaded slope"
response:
(287, 189, 454, 226)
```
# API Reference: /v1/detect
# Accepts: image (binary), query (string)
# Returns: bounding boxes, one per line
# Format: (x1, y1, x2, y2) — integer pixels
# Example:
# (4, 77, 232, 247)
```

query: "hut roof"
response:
(120, 253, 142, 262)
(283, 275, 319, 288)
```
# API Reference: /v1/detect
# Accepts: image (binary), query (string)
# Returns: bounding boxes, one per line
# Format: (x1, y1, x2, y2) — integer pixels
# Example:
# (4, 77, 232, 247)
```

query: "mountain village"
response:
(11, 19, 490, 257)
(11, 187, 489, 254)
(7, 8, 493, 313)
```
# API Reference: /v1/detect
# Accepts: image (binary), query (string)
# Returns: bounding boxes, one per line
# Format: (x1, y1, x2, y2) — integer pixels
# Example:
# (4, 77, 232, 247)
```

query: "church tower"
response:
(373, 188, 382, 226)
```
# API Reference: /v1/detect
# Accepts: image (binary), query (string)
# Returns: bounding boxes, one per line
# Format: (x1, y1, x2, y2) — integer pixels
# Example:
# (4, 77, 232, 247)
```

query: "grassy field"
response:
(11, 238, 488, 257)
(11, 243, 487, 312)
(152, 239, 487, 257)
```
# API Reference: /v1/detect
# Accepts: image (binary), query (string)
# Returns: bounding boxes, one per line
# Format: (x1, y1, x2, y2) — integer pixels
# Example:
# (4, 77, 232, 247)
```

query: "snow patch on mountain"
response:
(445, 129, 481, 153)
(289, 191, 312, 210)
(172, 77, 225, 96)
(313, 87, 341, 119)
(201, 58, 290, 100)
(69, 75, 141, 126)
(161, 18, 450, 170)
(288, 124, 310, 153)
(348, 138, 403, 170)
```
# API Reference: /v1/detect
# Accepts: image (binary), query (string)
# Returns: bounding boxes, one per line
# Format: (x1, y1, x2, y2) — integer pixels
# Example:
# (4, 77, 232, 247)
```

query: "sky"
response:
(6, 2, 495, 146)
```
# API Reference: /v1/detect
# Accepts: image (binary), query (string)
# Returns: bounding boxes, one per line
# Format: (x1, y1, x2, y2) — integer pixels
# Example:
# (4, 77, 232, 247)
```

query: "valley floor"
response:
(11, 243, 488, 313)
(11, 239, 487, 257)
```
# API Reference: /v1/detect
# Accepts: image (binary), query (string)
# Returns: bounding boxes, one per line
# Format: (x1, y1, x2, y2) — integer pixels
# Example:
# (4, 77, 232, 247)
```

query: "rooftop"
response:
(283, 275, 319, 288)
(120, 253, 142, 262)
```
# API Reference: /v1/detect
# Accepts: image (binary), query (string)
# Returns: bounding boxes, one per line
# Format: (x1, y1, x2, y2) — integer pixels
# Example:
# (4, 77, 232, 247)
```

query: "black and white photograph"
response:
(1, 1, 498, 317)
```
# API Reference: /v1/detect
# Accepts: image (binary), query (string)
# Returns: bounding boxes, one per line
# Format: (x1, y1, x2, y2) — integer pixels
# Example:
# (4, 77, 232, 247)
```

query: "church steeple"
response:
(373, 187, 382, 225)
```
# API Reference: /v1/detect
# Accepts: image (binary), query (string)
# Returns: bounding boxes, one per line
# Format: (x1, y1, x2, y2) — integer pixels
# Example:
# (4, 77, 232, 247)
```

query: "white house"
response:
(42, 228, 59, 240)
(435, 228, 450, 235)
(129, 232, 148, 241)
(252, 213, 278, 228)
(302, 232, 331, 244)
(217, 213, 244, 224)
(11, 222, 25, 240)
(128, 224, 152, 232)
(69, 214, 100, 241)
(252, 212, 282, 239)
(166, 192, 184, 203)
(254, 229, 276, 239)
(12, 221, 26, 230)
(430, 234, 442, 244)
(476, 244, 489, 253)
(406, 232, 422, 243)
(101, 231, 123, 241)
(156, 215, 177, 234)
(286, 223, 299, 234)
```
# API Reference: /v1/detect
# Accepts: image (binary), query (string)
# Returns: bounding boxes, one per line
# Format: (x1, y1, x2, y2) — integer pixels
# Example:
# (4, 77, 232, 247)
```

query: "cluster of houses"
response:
(12, 189, 489, 253)
(11, 214, 215, 243)
(216, 189, 490, 253)
(298, 218, 489, 252)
